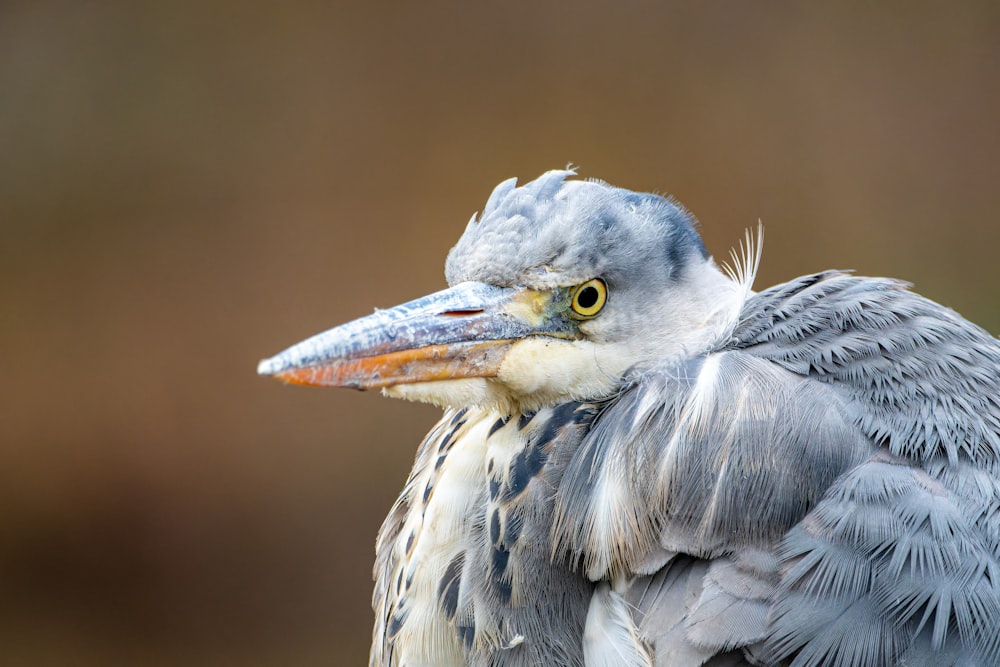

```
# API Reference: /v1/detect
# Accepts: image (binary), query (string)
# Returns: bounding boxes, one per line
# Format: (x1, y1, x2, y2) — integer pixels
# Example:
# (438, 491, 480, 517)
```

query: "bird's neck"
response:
(677, 259, 748, 350)
(373, 403, 596, 666)
(623, 259, 748, 372)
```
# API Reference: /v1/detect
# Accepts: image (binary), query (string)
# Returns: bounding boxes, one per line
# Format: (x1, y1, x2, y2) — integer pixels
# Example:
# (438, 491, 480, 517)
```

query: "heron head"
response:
(258, 170, 750, 411)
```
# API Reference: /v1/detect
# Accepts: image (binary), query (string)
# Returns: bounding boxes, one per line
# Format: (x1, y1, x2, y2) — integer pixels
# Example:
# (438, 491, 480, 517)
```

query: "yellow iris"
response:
(570, 278, 608, 318)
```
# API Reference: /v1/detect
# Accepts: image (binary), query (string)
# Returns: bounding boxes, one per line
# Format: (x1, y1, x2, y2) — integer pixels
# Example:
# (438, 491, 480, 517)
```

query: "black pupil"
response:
(577, 285, 600, 309)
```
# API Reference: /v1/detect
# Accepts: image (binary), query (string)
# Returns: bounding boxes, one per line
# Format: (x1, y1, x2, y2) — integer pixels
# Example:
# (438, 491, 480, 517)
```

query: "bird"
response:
(258, 170, 1000, 667)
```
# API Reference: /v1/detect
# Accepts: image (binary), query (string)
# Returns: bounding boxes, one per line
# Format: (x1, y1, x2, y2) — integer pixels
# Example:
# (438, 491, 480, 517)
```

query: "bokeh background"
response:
(2, 1, 998, 664)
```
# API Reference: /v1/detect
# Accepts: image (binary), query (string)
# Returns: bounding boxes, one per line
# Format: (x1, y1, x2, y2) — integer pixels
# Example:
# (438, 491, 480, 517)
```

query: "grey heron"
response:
(258, 170, 1000, 667)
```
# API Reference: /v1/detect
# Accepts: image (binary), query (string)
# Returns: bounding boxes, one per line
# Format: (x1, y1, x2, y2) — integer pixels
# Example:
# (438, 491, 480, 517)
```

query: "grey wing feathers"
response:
(763, 453, 1000, 666)
(553, 349, 875, 664)
(623, 553, 776, 666)
(553, 350, 875, 580)
(732, 271, 1000, 466)
(556, 272, 1000, 666)
(737, 273, 1000, 665)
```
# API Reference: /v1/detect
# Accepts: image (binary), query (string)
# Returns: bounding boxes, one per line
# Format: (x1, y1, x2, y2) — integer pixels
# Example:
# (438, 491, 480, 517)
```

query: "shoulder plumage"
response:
(730, 271, 1000, 467)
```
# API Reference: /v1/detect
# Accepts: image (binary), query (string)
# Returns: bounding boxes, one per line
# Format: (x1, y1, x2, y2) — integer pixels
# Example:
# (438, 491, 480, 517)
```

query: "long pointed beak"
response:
(257, 281, 570, 390)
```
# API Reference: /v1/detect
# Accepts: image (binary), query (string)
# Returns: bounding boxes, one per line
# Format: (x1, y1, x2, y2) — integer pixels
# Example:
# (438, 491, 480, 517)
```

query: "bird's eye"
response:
(570, 278, 608, 318)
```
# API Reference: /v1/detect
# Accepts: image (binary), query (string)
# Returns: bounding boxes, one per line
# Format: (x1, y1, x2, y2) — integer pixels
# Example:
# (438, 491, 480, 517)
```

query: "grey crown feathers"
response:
(446, 170, 707, 289)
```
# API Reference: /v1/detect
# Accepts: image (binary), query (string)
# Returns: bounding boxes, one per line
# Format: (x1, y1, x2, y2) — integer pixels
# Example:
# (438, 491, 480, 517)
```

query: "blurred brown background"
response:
(2, 1, 998, 665)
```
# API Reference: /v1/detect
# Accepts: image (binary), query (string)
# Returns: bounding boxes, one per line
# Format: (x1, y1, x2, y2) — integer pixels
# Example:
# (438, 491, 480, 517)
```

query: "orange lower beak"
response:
(270, 340, 513, 389)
